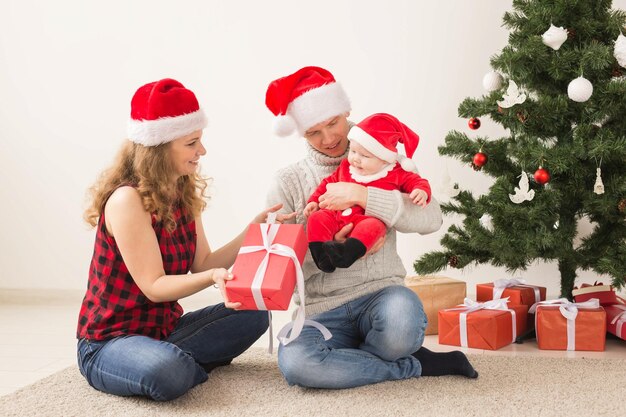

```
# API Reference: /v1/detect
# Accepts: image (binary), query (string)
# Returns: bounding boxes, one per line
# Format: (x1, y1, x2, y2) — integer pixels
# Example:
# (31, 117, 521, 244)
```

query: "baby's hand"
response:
(409, 189, 429, 207)
(304, 202, 319, 217)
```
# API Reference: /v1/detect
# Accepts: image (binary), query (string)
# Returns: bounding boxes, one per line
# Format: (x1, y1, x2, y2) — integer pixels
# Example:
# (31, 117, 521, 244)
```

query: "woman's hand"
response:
(318, 183, 367, 211)
(252, 203, 297, 224)
(212, 268, 241, 310)
(303, 202, 319, 217)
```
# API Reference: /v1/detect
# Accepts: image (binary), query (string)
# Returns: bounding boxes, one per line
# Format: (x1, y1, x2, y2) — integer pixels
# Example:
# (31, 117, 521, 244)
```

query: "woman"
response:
(77, 78, 292, 401)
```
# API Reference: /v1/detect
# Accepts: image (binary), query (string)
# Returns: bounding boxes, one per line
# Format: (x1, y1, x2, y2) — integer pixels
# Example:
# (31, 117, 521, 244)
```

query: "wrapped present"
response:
(477, 278, 546, 306)
(572, 282, 623, 306)
(226, 223, 307, 310)
(529, 298, 606, 351)
(438, 298, 528, 350)
(405, 276, 466, 335)
(605, 304, 626, 341)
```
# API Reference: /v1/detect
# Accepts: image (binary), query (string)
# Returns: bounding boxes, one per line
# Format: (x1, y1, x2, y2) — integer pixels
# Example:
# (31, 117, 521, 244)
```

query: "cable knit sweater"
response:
(266, 142, 443, 316)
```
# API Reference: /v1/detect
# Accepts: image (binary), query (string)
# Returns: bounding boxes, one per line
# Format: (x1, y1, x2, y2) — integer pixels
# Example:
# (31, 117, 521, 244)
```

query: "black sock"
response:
(412, 346, 478, 378)
(309, 242, 335, 273)
(323, 238, 367, 268)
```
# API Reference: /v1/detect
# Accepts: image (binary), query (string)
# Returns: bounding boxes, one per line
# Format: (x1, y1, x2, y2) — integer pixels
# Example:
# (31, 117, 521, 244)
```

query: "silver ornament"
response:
(594, 168, 605, 195)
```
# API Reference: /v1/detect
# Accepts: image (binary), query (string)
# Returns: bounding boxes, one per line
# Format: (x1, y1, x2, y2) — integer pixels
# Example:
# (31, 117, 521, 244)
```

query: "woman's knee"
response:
(143, 352, 206, 401)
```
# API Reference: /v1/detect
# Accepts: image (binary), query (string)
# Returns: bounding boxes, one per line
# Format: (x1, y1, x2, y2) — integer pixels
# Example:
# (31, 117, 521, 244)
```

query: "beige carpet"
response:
(0, 349, 622, 417)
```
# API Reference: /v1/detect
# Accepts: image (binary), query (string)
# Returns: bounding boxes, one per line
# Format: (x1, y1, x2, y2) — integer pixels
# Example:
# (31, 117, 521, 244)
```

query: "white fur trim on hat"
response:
(127, 109, 208, 146)
(288, 82, 351, 134)
(348, 126, 397, 163)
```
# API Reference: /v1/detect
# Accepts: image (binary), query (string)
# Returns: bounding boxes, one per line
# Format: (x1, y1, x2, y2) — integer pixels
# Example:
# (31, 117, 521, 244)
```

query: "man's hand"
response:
(319, 183, 367, 211)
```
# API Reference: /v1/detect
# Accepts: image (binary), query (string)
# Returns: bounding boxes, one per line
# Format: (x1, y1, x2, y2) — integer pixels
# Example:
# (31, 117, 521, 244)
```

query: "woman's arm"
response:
(105, 186, 229, 303)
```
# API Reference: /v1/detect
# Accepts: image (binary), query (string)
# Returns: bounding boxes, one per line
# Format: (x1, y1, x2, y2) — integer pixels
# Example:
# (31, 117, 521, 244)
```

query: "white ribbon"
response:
(236, 221, 331, 352)
(449, 298, 517, 347)
(610, 305, 626, 337)
(492, 278, 541, 303)
(529, 298, 601, 351)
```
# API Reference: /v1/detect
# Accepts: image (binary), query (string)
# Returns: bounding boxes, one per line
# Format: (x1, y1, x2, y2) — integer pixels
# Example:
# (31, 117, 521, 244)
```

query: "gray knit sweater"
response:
(266, 142, 443, 316)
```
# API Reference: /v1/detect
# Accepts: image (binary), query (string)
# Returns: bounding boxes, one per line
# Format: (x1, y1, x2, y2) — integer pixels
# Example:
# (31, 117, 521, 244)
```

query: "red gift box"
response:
(438, 299, 528, 350)
(530, 299, 606, 351)
(572, 282, 621, 306)
(605, 304, 626, 341)
(225, 223, 307, 310)
(477, 279, 546, 306)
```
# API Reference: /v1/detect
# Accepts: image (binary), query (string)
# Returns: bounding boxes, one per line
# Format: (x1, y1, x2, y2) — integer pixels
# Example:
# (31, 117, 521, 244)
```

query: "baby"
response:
(304, 113, 431, 272)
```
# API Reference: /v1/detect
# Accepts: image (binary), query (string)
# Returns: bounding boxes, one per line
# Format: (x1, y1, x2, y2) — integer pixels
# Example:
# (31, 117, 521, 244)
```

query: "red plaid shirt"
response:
(77, 204, 196, 341)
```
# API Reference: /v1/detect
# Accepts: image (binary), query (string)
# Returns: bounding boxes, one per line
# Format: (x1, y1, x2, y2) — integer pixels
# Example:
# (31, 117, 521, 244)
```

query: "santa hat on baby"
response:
(265, 66, 351, 136)
(127, 78, 208, 146)
(349, 113, 420, 172)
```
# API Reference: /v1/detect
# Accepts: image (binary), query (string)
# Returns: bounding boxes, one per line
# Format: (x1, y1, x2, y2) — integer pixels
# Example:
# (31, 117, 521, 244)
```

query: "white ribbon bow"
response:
(529, 298, 601, 351)
(236, 220, 331, 353)
(493, 278, 541, 304)
(449, 298, 517, 348)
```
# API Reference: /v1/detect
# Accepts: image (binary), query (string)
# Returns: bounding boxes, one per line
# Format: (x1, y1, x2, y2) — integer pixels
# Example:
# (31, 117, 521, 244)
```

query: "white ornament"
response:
(437, 168, 460, 199)
(553, 220, 560, 230)
(497, 80, 527, 108)
(614, 34, 626, 68)
(567, 76, 593, 102)
(542, 24, 568, 50)
(594, 168, 605, 195)
(479, 214, 494, 232)
(482, 71, 504, 92)
(509, 171, 535, 204)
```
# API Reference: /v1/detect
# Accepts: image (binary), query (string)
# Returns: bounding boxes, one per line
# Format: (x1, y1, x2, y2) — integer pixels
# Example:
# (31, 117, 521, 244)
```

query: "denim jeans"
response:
(77, 303, 268, 401)
(278, 285, 426, 389)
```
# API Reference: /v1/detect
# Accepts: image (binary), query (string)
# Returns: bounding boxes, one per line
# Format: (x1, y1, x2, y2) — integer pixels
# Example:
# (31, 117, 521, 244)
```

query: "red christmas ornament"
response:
(468, 117, 481, 130)
(472, 152, 488, 167)
(534, 167, 551, 185)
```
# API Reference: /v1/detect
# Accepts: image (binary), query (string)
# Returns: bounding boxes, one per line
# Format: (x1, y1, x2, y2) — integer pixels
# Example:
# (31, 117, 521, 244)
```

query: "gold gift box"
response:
(405, 275, 467, 335)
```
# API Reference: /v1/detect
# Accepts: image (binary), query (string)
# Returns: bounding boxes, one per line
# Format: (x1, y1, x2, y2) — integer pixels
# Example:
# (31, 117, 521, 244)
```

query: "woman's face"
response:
(169, 130, 206, 177)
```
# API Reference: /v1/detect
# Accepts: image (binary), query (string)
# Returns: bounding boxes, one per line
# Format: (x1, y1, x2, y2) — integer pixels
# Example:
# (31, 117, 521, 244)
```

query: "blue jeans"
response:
(278, 285, 426, 389)
(77, 304, 268, 401)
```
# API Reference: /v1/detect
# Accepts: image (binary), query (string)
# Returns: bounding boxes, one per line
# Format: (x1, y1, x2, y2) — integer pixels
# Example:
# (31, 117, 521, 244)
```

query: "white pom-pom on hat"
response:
(273, 114, 297, 137)
(398, 155, 418, 173)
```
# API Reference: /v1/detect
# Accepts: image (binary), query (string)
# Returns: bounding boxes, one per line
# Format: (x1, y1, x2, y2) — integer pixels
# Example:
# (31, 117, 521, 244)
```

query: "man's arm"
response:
(365, 187, 443, 234)
(266, 173, 298, 225)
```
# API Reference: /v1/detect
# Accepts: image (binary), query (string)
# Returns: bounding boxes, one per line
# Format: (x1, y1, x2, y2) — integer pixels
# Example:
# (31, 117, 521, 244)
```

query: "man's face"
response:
(303, 113, 350, 157)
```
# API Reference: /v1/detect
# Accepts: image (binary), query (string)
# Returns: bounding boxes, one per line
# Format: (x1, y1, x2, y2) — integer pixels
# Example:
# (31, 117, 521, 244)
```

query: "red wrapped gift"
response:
(572, 282, 621, 306)
(477, 278, 546, 306)
(605, 304, 626, 341)
(226, 223, 307, 310)
(438, 298, 528, 350)
(529, 298, 606, 351)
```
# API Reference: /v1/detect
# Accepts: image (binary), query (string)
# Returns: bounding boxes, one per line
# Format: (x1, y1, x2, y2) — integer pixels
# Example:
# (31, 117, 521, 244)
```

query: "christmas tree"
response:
(414, 0, 626, 298)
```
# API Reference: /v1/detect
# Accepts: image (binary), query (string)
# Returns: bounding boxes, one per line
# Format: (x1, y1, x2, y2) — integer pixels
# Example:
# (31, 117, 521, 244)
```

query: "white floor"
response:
(0, 288, 624, 397)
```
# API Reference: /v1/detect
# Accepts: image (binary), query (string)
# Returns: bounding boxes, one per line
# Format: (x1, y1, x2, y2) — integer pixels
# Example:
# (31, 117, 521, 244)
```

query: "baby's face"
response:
(347, 141, 389, 176)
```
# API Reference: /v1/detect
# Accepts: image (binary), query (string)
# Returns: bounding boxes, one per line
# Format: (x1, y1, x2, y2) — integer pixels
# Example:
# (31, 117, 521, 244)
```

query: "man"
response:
(265, 66, 478, 388)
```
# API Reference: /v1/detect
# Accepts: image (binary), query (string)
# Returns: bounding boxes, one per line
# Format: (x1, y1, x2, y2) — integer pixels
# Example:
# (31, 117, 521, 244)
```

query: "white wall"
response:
(1, 0, 624, 298)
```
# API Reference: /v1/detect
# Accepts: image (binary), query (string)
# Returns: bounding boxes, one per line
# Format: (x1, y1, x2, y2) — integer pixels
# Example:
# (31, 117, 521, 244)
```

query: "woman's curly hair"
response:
(84, 140, 209, 233)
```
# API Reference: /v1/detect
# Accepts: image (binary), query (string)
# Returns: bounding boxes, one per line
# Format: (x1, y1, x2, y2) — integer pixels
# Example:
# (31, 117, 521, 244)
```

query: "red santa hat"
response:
(265, 66, 351, 136)
(349, 113, 420, 172)
(127, 78, 208, 146)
